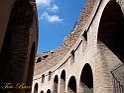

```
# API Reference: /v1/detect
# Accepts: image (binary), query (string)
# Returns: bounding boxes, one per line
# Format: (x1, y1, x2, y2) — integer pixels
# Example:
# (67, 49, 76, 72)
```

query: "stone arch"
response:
(46, 89, 51, 93)
(68, 76, 77, 93)
(34, 83, 38, 93)
(60, 70, 66, 93)
(53, 75, 58, 93)
(98, 1, 124, 62)
(26, 42, 36, 92)
(79, 63, 93, 93)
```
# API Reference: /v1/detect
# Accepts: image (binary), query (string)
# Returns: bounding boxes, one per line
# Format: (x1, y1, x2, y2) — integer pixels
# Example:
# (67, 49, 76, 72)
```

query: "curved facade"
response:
(32, 0, 124, 93)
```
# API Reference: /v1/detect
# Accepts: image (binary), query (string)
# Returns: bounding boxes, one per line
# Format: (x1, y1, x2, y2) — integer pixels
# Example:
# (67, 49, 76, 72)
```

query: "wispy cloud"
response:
(47, 4, 59, 12)
(36, 0, 59, 13)
(36, 0, 52, 6)
(37, 0, 64, 23)
(40, 12, 63, 23)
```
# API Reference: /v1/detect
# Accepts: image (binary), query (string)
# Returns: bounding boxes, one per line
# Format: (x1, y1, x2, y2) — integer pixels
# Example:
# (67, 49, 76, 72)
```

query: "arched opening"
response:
(53, 75, 58, 93)
(47, 89, 51, 93)
(79, 63, 93, 93)
(60, 70, 66, 93)
(34, 83, 38, 93)
(26, 42, 36, 92)
(40, 90, 44, 93)
(37, 57, 41, 63)
(98, 1, 124, 62)
(68, 76, 77, 93)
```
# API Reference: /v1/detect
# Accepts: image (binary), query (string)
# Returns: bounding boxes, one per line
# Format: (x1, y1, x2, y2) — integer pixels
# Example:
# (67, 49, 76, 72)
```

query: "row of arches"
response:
(34, 63, 93, 93)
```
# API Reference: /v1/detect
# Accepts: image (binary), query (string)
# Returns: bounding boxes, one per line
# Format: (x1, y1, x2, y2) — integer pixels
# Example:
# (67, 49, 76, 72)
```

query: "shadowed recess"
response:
(80, 63, 93, 89)
(98, 1, 124, 63)
(68, 76, 77, 92)
(34, 83, 38, 93)
(47, 89, 51, 93)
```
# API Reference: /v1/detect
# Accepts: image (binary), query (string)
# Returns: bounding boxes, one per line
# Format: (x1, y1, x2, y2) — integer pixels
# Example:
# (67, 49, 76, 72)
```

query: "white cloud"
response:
(40, 12, 63, 23)
(36, 0, 52, 6)
(36, 0, 59, 13)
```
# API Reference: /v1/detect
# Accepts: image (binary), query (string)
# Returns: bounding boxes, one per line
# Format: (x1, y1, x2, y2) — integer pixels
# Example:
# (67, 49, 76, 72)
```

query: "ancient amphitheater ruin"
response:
(32, 0, 124, 93)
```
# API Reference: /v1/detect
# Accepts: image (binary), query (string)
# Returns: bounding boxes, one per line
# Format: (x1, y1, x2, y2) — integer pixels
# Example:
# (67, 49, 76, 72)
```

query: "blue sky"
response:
(36, 0, 86, 52)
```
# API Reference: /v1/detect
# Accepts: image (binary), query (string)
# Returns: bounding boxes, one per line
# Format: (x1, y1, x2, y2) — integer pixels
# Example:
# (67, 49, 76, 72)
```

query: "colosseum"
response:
(32, 0, 124, 93)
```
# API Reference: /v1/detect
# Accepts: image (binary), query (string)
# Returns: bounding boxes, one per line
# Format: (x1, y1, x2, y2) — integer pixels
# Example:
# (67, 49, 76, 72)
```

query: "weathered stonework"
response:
(32, 0, 124, 93)
(0, 0, 38, 93)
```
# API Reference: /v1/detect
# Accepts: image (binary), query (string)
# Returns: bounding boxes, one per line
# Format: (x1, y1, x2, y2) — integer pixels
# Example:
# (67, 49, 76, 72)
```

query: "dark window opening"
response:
(37, 57, 41, 63)
(71, 50, 75, 64)
(43, 55, 48, 59)
(51, 52, 54, 54)
(83, 31, 87, 41)
(48, 71, 52, 81)
(42, 74, 45, 83)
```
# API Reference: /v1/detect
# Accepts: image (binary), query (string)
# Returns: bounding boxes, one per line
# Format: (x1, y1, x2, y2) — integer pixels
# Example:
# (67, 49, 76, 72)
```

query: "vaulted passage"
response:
(98, 1, 124, 63)
(53, 75, 58, 93)
(79, 63, 93, 93)
(34, 83, 38, 93)
(68, 76, 77, 93)
(60, 70, 66, 93)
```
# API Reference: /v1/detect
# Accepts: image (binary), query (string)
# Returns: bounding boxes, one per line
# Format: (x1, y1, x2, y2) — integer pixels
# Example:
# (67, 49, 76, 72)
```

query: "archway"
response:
(98, 1, 124, 62)
(53, 75, 58, 93)
(34, 83, 38, 93)
(68, 76, 77, 93)
(47, 89, 51, 93)
(60, 70, 66, 93)
(79, 63, 93, 93)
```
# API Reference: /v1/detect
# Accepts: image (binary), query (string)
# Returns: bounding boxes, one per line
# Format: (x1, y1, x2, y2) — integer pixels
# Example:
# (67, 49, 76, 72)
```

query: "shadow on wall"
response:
(98, 1, 124, 63)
